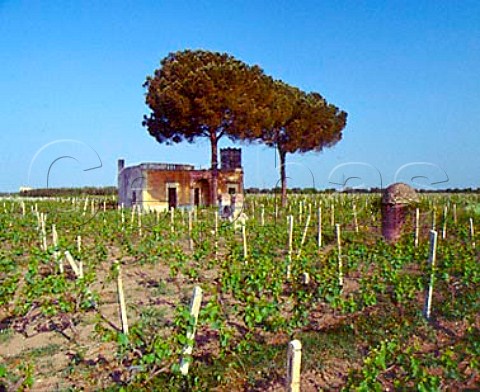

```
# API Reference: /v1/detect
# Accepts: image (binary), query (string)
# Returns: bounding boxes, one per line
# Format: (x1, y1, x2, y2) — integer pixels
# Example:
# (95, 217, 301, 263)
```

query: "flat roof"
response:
(126, 163, 196, 171)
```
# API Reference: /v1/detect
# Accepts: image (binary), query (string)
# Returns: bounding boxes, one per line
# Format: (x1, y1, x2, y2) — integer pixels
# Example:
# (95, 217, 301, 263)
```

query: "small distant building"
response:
(118, 148, 244, 211)
(19, 186, 33, 193)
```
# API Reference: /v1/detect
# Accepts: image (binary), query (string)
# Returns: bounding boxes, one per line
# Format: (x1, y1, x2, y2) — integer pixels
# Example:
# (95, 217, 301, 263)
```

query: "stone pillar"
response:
(381, 183, 418, 243)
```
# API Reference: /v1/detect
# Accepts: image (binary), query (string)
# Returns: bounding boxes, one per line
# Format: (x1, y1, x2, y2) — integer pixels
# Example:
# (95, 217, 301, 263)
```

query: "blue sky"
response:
(1, 1, 479, 192)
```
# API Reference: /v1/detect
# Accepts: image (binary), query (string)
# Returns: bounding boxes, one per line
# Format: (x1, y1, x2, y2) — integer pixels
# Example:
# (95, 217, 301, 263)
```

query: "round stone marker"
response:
(381, 183, 419, 243)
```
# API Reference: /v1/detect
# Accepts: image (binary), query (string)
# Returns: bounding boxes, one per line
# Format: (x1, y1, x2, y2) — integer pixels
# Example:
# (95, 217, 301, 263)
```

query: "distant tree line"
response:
(17, 186, 117, 197)
(244, 187, 480, 194)
(2, 186, 476, 198)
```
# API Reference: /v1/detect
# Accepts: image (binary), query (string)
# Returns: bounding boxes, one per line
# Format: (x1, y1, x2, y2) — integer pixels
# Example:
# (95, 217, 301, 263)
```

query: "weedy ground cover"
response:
(0, 193, 478, 390)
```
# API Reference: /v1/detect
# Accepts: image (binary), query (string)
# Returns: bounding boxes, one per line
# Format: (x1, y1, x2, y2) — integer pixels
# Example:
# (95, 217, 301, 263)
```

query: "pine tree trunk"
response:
(279, 148, 287, 207)
(210, 132, 218, 207)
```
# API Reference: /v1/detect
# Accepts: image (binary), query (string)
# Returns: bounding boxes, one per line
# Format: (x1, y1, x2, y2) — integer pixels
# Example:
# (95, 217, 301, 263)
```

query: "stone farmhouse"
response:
(117, 148, 244, 212)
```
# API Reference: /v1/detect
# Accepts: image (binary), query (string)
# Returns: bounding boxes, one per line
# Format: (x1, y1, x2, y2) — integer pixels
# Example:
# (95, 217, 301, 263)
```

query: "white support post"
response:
(414, 208, 420, 248)
(180, 286, 203, 376)
(52, 225, 62, 273)
(297, 214, 311, 259)
(242, 223, 248, 262)
(287, 215, 294, 279)
(82, 197, 88, 216)
(423, 230, 438, 320)
(302, 272, 310, 285)
(65, 251, 80, 277)
(40, 213, 47, 251)
(115, 261, 129, 335)
(286, 339, 302, 392)
(317, 207, 322, 248)
(103, 200, 107, 225)
(442, 205, 448, 240)
(138, 208, 142, 237)
(330, 204, 335, 227)
(130, 204, 136, 224)
(214, 211, 218, 260)
(470, 218, 476, 249)
(353, 202, 359, 233)
(336, 224, 343, 287)
(432, 207, 436, 231)
(188, 210, 193, 251)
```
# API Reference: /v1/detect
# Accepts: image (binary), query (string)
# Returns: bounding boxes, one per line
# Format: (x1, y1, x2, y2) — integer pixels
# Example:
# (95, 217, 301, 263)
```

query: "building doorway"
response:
(168, 187, 177, 209)
(194, 188, 200, 206)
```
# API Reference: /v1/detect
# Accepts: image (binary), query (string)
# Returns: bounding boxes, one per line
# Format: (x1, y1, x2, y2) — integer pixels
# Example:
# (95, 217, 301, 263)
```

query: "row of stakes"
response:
(11, 200, 473, 390)
(115, 230, 439, 391)
(11, 198, 478, 254)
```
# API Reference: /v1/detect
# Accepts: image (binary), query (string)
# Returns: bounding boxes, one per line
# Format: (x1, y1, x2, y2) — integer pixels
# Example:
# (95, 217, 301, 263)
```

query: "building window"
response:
(227, 184, 238, 195)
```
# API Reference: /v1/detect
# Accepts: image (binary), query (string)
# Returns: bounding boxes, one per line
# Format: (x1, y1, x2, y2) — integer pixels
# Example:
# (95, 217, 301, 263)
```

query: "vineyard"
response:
(0, 193, 479, 391)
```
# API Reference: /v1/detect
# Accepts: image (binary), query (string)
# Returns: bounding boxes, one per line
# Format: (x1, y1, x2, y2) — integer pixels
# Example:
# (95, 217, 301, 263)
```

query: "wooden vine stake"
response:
(214, 211, 218, 260)
(82, 197, 88, 216)
(130, 204, 136, 224)
(103, 200, 107, 225)
(330, 203, 335, 227)
(286, 339, 302, 392)
(317, 207, 322, 248)
(302, 272, 310, 285)
(431, 207, 436, 230)
(336, 224, 343, 287)
(453, 204, 457, 224)
(188, 210, 194, 251)
(261, 205, 265, 226)
(170, 207, 175, 233)
(296, 214, 311, 259)
(40, 213, 47, 251)
(114, 261, 129, 335)
(423, 230, 438, 320)
(353, 202, 359, 233)
(65, 251, 81, 277)
(442, 205, 448, 240)
(77, 235, 81, 255)
(470, 218, 476, 249)
(414, 208, 420, 248)
(137, 208, 142, 237)
(180, 286, 203, 375)
(52, 225, 63, 273)
(286, 215, 294, 279)
(242, 223, 248, 263)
